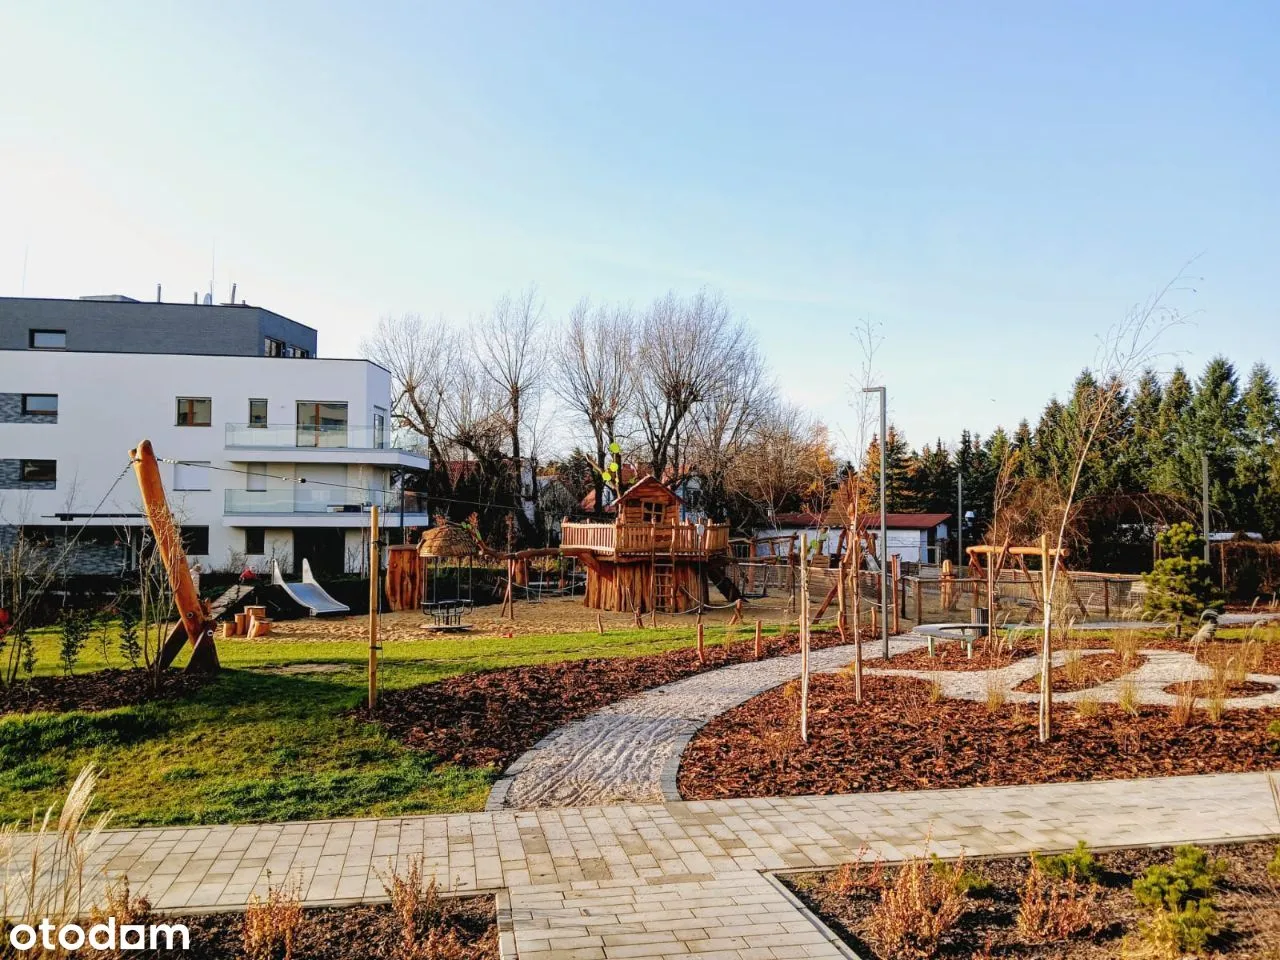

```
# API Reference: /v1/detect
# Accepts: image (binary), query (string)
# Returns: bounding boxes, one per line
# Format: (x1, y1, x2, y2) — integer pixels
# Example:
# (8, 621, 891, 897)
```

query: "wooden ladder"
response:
(653, 555, 676, 612)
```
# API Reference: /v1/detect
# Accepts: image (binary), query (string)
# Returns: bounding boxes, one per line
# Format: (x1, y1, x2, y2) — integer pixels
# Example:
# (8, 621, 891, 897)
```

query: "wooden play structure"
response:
(559, 477, 733, 613)
(130, 439, 219, 672)
(964, 542, 1087, 620)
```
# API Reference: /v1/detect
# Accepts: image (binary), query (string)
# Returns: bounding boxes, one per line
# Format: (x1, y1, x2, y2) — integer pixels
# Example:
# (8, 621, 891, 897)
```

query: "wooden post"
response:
(852, 538, 863, 702)
(696, 622, 705, 664)
(597, 612, 604, 634)
(368, 505, 380, 711)
(1103, 577, 1110, 619)
(754, 618, 762, 659)
(1039, 533, 1052, 742)
(914, 575, 923, 625)
(836, 560, 846, 640)
(891, 555, 901, 635)
(800, 533, 810, 743)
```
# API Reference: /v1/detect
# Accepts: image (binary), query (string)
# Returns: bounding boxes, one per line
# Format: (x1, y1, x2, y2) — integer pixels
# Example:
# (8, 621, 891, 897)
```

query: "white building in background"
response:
(0, 295, 429, 575)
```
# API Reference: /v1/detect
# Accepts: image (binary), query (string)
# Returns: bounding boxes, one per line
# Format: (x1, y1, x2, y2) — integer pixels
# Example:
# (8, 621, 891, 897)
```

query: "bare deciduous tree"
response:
(360, 313, 459, 465)
(553, 299, 637, 514)
(636, 290, 748, 482)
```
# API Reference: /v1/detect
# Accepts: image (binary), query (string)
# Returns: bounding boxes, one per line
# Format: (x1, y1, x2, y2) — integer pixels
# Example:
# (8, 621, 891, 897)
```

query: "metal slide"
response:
(272, 559, 351, 616)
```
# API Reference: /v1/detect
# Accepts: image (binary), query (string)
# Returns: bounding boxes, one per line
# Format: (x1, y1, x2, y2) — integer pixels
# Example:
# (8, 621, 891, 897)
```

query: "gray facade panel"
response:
(0, 458, 56, 490)
(0, 298, 318, 357)
(0, 393, 57, 424)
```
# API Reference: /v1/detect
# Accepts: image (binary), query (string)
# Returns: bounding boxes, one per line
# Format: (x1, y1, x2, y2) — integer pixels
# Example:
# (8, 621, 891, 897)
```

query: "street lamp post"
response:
(957, 471, 963, 567)
(862, 386, 889, 660)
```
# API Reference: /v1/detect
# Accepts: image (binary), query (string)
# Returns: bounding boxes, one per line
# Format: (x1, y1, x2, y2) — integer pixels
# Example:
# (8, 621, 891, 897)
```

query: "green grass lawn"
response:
(1, 621, 778, 828)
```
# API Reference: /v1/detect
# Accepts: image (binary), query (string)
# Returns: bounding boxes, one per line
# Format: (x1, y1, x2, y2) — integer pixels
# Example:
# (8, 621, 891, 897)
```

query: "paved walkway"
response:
(489, 637, 927, 810)
(8, 773, 1280, 960)
(493, 636, 1280, 810)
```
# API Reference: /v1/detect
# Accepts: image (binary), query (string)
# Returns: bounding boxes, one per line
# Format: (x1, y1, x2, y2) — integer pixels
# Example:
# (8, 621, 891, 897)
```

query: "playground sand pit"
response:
(678, 674, 1280, 800)
(264, 594, 804, 643)
(0, 667, 214, 716)
(365, 628, 851, 769)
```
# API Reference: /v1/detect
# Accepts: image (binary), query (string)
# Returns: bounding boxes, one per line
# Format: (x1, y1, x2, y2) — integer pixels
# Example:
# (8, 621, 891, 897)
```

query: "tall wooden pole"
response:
(852, 538, 862, 702)
(800, 533, 810, 743)
(1038, 532, 1052, 742)
(696, 622, 705, 664)
(368, 505, 380, 711)
(754, 618, 762, 660)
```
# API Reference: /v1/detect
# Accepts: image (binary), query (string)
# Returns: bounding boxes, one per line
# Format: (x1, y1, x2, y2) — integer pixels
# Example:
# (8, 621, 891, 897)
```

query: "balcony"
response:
(223, 423, 429, 468)
(561, 521, 730, 557)
(224, 488, 429, 519)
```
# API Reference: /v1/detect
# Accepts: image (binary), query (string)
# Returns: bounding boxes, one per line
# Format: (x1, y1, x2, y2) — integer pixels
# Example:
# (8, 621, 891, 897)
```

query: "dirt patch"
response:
(368, 629, 851, 769)
(181, 894, 495, 959)
(785, 841, 1280, 959)
(886, 641, 1036, 673)
(678, 675, 1280, 799)
(1012, 652, 1140, 693)
(0, 668, 214, 716)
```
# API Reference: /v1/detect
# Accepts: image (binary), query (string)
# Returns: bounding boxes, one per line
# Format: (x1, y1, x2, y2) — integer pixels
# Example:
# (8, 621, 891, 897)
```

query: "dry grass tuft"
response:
(927, 673, 944, 703)
(382, 855, 463, 960)
(1016, 859, 1099, 943)
(1, 765, 110, 960)
(85, 876, 156, 960)
(1111, 629, 1142, 667)
(866, 854, 968, 959)
(1117, 677, 1140, 716)
(1074, 693, 1101, 719)
(831, 844, 885, 895)
(242, 877, 306, 960)
(983, 672, 1008, 713)
(1063, 645, 1087, 686)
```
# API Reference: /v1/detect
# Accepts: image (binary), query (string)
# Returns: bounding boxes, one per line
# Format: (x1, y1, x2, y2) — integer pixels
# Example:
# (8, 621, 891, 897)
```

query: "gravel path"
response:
(488, 635, 929, 810)
(492, 635, 1280, 811)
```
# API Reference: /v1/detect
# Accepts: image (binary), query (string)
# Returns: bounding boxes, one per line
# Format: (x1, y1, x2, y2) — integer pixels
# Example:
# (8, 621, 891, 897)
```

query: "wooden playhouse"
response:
(559, 476, 732, 613)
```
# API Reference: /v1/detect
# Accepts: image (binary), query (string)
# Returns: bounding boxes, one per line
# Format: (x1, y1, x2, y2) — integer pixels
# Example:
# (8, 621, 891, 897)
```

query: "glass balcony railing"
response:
(224, 423, 417, 452)
(224, 488, 431, 515)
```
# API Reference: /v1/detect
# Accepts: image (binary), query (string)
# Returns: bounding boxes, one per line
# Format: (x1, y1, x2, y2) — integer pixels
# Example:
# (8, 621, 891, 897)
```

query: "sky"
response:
(1, 1, 1277, 457)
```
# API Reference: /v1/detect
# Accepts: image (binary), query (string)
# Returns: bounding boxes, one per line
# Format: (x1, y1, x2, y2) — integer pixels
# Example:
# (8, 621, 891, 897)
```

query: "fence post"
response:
(915, 577, 923, 624)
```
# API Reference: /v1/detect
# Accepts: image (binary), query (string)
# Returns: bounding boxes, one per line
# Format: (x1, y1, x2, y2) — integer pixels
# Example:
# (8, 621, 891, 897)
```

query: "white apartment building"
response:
(0, 295, 429, 575)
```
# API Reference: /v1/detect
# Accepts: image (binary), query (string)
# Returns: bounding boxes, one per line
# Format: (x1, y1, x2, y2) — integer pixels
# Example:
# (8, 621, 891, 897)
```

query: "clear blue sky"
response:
(2, 1, 1276, 454)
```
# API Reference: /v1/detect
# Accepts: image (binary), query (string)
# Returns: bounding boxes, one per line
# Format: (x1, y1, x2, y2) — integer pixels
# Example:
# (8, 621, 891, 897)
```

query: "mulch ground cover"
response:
(0, 668, 213, 716)
(785, 841, 1280, 959)
(369, 629, 851, 769)
(678, 675, 1280, 799)
(885, 641, 1036, 673)
(1164, 678, 1279, 697)
(179, 895, 496, 959)
(1125, 636, 1280, 674)
(1012, 652, 1140, 693)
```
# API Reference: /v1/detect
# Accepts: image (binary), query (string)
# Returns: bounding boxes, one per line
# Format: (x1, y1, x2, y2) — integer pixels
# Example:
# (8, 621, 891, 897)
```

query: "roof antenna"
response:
(230, 282, 237, 304)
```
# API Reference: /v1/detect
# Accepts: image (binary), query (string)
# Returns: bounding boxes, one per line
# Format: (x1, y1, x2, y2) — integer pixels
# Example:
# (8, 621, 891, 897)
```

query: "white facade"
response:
(0, 350, 429, 573)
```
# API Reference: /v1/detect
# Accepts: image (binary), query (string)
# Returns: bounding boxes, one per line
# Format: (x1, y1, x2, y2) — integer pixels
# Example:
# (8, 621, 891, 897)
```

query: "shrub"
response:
(1132, 845, 1226, 914)
(87, 876, 155, 960)
(1142, 523, 1223, 623)
(118, 609, 142, 669)
(1133, 901, 1221, 957)
(57, 609, 92, 676)
(831, 845, 884, 895)
(1266, 718, 1280, 754)
(1016, 859, 1098, 942)
(929, 854, 993, 898)
(865, 855, 968, 959)
(1031, 841, 1101, 884)
(382, 855, 453, 960)
(242, 877, 305, 960)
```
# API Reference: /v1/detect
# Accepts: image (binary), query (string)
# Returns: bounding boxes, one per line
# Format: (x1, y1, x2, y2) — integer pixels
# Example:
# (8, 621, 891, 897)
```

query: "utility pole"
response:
(1202, 454, 1211, 564)
(957, 471, 964, 566)
(863, 386, 889, 659)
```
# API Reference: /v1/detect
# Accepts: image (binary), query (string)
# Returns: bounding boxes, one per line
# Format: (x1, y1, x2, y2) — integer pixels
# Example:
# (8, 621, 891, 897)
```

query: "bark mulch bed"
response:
(368, 629, 850, 769)
(0, 668, 214, 716)
(785, 841, 1280, 959)
(1164, 678, 1279, 697)
(179, 895, 496, 959)
(884, 641, 1036, 673)
(1012, 653, 1141, 694)
(678, 675, 1280, 799)
(1124, 636, 1280, 674)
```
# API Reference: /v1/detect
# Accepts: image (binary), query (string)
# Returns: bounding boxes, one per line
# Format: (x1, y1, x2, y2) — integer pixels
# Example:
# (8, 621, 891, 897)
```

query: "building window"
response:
(296, 347, 311, 359)
(21, 394, 58, 415)
(373, 411, 386, 449)
(264, 337, 284, 357)
(176, 397, 212, 426)
(244, 527, 265, 555)
(641, 502, 665, 524)
(21, 459, 57, 482)
(246, 463, 268, 492)
(181, 526, 210, 555)
(249, 398, 268, 427)
(29, 329, 66, 350)
(173, 461, 211, 491)
(296, 401, 348, 447)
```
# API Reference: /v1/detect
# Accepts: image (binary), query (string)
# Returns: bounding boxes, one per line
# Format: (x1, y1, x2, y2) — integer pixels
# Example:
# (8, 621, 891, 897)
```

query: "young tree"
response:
(1142, 522, 1222, 625)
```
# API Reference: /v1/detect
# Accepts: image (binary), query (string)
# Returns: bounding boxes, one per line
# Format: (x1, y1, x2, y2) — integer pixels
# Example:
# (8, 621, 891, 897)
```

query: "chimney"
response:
(193, 292, 198, 304)
(156, 283, 162, 303)
(230, 282, 237, 303)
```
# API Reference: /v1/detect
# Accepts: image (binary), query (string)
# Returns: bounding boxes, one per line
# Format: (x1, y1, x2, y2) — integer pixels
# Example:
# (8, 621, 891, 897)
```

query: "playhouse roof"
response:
(418, 524, 478, 558)
(614, 475, 683, 508)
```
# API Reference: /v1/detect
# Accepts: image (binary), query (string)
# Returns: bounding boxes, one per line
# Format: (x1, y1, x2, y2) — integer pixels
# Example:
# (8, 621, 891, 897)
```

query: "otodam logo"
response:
(8, 918, 190, 952)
